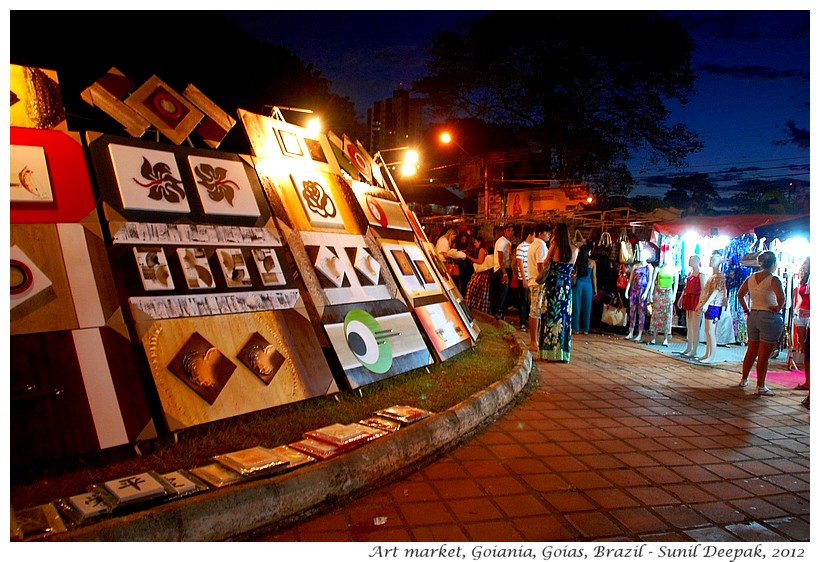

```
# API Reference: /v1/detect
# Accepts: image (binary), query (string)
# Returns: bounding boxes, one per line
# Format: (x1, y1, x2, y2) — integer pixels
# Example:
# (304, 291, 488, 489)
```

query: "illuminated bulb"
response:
(306, 118, 321, 134)
(400, 163, 417, 176)
(404, 149, 419, 164)
(440, 132, 452, 144)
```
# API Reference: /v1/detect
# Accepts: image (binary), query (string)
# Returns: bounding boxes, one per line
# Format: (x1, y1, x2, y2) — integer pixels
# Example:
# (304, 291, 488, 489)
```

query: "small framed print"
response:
(167, 332, 236, 405)
(10, 144, 54, 202)
(251, 248, 285, 287)
(133, 246, 174, 291)
(10, 245, 52, 310)
(274, 126, 304, 158)
(216, 248, 252, 288)
(238, 332, 286, 385)
(108, 143, 190, 213)
(187, 155, 260, 217)
(177, 247, 215, 290)
(213, 446, 288, 475)
(288, 168, 345, 230)
(124, 75, 204, 145)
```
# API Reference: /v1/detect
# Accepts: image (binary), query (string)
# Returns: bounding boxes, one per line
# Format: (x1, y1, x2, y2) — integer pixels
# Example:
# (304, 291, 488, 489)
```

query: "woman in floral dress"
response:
(538, 223, 578, 362)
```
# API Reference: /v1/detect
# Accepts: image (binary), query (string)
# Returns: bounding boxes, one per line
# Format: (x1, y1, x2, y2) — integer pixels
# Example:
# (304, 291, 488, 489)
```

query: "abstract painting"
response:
(10, 144, 54, 202)
(187, 155, 260, 217)
(108, 143, 190, 213)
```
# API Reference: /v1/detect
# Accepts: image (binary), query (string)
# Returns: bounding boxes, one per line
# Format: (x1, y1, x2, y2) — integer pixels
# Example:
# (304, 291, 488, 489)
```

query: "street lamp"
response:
(439, 131, 471, 157)
(439, 132, 490, 218)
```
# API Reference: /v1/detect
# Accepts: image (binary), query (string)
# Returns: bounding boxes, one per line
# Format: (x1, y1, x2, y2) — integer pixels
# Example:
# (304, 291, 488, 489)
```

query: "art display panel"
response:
(414, 300, 472, 361)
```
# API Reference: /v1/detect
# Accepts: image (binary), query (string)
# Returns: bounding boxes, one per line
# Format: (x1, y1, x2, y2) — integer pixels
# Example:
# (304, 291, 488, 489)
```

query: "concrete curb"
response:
(51, 339, 534, 541)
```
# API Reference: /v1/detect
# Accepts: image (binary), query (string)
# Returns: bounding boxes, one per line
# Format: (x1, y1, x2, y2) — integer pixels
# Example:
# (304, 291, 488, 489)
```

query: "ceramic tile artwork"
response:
(67, 492, 110, 519)
(103, 472, 166, 504)
(176, 247, 215, 290)
(216, 248, 252, 288)
(313, 245, 346, 288)
(187, 155, 260, 217)
(10, 245, 53, 310)
(133, 246, 175, 291)
(166, 332, 236, 406)
(160, 471, 199, 495)
(353, 246, 381, 285)
(251, 248, 286, 287)
(108, 143, 191, 213)
(287, 166, 345, 229)
(237, 331, 286, 385)
(10, 144, 54, 202)
(358, 192, 412, 231)
(124, 75, 204, 145)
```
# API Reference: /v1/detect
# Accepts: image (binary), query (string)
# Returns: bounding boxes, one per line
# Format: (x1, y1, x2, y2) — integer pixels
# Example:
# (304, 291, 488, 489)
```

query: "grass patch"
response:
(11, 318, 523, 510)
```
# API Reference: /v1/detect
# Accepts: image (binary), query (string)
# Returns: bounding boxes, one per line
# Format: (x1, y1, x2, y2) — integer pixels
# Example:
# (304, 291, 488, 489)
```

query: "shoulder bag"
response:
(601, 293, 628, 327)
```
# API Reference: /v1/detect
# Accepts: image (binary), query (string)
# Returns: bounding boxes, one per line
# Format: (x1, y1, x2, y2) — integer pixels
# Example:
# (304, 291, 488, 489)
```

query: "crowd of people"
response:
(435, 223, 809, 408)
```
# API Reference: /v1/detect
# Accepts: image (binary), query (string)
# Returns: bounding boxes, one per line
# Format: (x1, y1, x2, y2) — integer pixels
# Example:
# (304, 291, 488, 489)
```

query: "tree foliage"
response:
(413, 11, 703, 197)
(9, 11, 362, 151)
(663, 173, 720, 216)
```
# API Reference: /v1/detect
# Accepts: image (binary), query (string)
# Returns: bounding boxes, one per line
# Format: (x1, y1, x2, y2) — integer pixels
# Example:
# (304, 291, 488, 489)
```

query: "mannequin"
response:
(695, 252, 728, 363)
(648, 253, 679, 346)
(677, 255, 706, 358)
(623, 253, 654, 342)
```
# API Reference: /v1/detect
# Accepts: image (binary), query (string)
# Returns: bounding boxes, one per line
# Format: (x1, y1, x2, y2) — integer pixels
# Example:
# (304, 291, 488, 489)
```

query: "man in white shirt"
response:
(516, 227, 534, 330)
(526, 224, 552, 349)
(491, 224, 514, 319)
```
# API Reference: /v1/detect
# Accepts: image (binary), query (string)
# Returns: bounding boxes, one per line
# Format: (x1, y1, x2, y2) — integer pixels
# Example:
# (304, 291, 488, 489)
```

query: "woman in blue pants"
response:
(572, 244, 597, 334)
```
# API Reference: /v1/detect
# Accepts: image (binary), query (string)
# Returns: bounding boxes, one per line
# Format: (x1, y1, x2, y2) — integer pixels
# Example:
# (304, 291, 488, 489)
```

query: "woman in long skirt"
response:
(538, 223, 578, 362)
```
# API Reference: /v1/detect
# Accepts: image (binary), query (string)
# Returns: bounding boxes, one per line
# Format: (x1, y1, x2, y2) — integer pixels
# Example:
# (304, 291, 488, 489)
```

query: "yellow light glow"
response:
(404, 149, 419, 164)
(400, 163, 417, 177)
(586, 196, 593, 203)
(440, 132, 452, 144)
(306, 117, 321, 134)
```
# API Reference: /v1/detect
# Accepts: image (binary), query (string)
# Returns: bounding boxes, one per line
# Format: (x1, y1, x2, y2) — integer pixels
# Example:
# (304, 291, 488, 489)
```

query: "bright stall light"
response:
(400, 163, 417, 177)
(306, 117, 321, 135)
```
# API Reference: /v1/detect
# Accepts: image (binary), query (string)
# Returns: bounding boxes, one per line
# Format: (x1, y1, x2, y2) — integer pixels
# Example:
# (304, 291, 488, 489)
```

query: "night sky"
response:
(221, 9, 810, 200)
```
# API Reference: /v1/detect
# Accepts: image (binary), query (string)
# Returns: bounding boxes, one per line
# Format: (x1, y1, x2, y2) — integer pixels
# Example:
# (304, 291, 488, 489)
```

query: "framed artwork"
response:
(189, 463, 244, 488)
(187, 155, 260, 217)
(10, 245, 53, 310)
(237, 332, 286, 385)
(300, 231, 392, 305)
(167, 332, 236, 406)
(380, 239, 442, 301)
(11, 128, 97, 224)
(10, 144, 54, 202)
(324, 307, 432, 389)
(251, 248, 286, 287)
(108, 143, 190, 213)
(133, 247, 174, 291)
(216, 248, 252, 288)
(353, 247, 381, 285)
(287, 167, 346, 230)
(414, 301, 471, 359)
(124, 75, 204, 145)
(213, 446, 288, 475)
(176, 247, 215, 290)
(358, 192, 412, 231)
(313, 245, 345, 288)
(160, 470, 201, 496)
(274, 127, 304, 158)
(342, 135, 372, 183)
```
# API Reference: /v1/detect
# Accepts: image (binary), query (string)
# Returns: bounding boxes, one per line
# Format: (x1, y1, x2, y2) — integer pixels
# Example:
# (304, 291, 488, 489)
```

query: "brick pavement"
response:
(257, 330, 810, 542)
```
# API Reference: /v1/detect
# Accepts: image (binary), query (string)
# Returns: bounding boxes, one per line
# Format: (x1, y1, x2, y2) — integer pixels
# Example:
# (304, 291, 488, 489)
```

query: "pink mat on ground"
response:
(763, 370, 807, 388)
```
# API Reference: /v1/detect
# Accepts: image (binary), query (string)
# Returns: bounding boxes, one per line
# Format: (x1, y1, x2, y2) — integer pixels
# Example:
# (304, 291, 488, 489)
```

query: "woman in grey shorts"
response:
(737, 251, 786, 396)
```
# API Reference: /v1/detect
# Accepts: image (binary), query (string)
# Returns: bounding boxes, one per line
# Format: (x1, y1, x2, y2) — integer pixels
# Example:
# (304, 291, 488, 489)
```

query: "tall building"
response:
(367, 89, 424, 153)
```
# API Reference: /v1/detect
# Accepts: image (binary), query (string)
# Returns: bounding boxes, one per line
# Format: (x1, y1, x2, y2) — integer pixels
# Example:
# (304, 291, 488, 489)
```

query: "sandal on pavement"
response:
(738, 379, 749, 388)
(755, 386, 775, 396)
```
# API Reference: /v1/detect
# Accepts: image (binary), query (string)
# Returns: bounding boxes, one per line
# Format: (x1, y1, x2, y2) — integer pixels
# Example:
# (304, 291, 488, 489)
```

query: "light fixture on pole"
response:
(439, 132, 489, 218)
(439, 131, 471, 157)
(373, 147, 420, 208)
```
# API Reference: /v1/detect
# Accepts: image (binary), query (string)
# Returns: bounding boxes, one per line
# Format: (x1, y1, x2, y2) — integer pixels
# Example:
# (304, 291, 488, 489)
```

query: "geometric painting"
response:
(324, 307, 432, 389)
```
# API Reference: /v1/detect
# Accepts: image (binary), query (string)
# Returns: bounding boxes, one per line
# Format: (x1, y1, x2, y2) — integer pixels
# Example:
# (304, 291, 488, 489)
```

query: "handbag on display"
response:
(619, 230, 633, 264)
(446, 260, 460, 277)
(616, 263, 629, 290)
(601, 294, 628, 327)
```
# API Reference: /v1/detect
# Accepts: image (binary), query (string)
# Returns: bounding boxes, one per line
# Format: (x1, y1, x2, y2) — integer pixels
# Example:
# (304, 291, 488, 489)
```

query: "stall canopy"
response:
(754, 214, 810, 241)
(653, 214, 803, 238)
